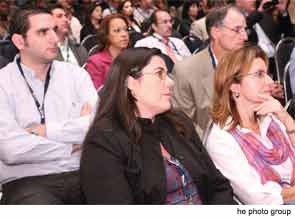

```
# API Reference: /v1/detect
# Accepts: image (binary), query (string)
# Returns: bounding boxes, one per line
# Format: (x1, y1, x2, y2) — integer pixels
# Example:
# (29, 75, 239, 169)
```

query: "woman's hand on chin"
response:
(254, 94, 285, 119)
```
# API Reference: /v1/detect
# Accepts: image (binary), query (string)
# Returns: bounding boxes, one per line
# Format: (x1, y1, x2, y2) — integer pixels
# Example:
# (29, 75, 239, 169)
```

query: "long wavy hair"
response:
(90, 47, 190, 143)
(210, 45, 268, 130)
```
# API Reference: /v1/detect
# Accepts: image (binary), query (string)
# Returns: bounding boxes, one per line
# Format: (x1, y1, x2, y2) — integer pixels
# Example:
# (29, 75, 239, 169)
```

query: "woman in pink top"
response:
(85, 14, 129, 90)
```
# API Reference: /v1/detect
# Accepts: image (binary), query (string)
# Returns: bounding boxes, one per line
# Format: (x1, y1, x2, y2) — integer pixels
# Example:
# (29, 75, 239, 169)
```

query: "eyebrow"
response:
(151, 66, 167, 72)
(37, 28, 49, 33)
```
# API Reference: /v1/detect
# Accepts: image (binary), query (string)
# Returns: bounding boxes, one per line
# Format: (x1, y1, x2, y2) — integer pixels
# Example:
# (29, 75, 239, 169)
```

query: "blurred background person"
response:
(133, 0, 154, 29)
(50, 4, 88, 66)
(178, 0, 200, 37)
(153, 0, 168, 10)
(84, 14, 129, 90)
(80, 47, 236, 204)
(118, 0, 141, 33)
(135, 9, 191, 65)
(117, 0, 143, 46)
(80, 2, 103, 42)
(102, 0, 119, 17)
(190, 0, 227, 41)
(207, 45, 295, 204)
(57, 0, 82, 43)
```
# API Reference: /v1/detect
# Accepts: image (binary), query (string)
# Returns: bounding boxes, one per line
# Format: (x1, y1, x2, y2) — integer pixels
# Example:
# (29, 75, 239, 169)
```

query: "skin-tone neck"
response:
(56, 31, 67, 44)
(155, 31, 169, 44)
(210, 40, 226, 63)
(189, 15, 196, 21)
(235, 97, 260, 133)
(20, 53, 51, 81)
(108, 45, 122, 59)
(91, 17, 100, 29)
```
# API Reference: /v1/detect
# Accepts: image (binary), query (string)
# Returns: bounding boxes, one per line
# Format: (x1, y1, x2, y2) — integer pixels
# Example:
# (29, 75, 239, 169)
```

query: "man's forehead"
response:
(156, 11, 171, 21)
(223, 9, 245, 25)
(28, 14, 55, 30)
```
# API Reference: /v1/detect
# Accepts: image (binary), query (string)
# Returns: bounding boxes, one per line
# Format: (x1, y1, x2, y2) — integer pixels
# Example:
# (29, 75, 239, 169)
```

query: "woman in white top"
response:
(206, 45, 295, 204)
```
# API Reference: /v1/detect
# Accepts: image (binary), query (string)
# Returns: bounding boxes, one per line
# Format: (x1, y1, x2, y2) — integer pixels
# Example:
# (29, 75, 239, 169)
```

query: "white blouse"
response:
(206, 115, 294, 204)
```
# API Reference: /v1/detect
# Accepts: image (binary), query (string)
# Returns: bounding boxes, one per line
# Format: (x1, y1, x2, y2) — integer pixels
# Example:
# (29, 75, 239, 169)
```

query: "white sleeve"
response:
(206, 124, 284, 204)
(0, 86, 72, 165)
(177, 39, 191, 57)
(46, 67, 98, 144)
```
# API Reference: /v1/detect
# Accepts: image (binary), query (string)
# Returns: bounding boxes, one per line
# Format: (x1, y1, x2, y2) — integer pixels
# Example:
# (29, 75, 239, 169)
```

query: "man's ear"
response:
(11, 34, 25, 50)
(210, 26, 220, 42)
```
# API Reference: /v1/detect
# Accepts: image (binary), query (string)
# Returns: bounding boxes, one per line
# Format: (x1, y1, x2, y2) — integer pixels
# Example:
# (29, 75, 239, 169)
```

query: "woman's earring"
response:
(234, 92, 240, 98)
(131, 90, 137, 98)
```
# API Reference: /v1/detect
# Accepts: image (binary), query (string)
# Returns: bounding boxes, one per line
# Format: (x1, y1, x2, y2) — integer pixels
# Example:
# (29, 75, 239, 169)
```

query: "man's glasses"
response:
(221, 24, 247, 35)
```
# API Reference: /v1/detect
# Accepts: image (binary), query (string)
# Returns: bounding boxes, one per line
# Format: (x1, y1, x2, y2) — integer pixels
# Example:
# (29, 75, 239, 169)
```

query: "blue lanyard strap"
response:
(152, 34, 181, 56)
(208, 45, 217, 69)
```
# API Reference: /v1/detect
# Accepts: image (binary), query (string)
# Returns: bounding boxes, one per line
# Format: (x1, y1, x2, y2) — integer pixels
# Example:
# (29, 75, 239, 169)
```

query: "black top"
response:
(80, 111, 236, 204)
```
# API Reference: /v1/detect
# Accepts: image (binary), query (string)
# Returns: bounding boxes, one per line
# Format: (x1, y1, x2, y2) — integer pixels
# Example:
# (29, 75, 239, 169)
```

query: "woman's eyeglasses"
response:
(143, 69, 173, 81)
(243, 70, 269, 79)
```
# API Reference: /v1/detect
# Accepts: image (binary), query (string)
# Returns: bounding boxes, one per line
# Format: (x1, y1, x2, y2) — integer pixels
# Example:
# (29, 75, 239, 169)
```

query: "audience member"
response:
(117, 0, 143, 46)
(135, 9, 191, 64)
(172, 5, 247, 138)
(57, 0, 82, 43)
(133, 0, 154, 28)
(234, 0, 293, 78)
(0, 8, 98, 204)
(50, 4, 88, 66)
(118, 0, 141, 33)
(178, 0, 200, 37)
(190, 0, 226, 41)
(102, 0, 119, 18)
(84, 14, 129, 90)
(207, 45, 295, 204)
(80, 2, 103, 42)
(80, 47, 236, 205)
(153, 0, 168, 10)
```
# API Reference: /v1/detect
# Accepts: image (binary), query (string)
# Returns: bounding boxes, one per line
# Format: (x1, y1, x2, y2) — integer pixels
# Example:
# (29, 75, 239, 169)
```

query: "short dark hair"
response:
(205, 5, 244, 38)
(48, 4, 65, 13)
(8, 8, 50, 37)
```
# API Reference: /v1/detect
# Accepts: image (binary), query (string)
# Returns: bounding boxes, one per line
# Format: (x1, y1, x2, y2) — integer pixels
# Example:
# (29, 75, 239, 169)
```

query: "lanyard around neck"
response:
(17, 58, 51, 124)
(152, 34, 181, 56)
(208, 45, 217, 69)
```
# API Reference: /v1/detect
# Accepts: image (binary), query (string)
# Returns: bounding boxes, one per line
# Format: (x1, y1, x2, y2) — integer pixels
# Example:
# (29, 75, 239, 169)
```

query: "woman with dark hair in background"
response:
(117, 0, 141, 33)
(80, 2, 103, 42)
(179, 0, 200, 37)
(117, 0, 143, 45)
(84, 13, 129, 90)
(80, 47, 236, 204)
